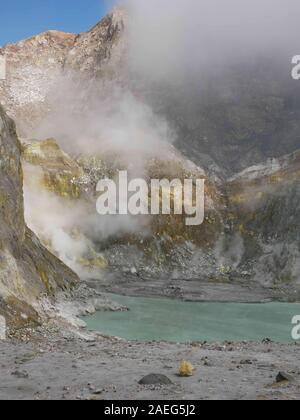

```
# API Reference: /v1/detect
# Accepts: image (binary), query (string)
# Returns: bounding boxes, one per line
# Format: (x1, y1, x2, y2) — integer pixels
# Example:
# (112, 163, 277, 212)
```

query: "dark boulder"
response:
(139, 374, 173, 386)
(276, 372, 295, 383)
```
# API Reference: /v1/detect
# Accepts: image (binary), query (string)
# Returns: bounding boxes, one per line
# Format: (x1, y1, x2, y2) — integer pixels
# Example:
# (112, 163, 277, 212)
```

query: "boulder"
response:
(139, 374, 173, 386)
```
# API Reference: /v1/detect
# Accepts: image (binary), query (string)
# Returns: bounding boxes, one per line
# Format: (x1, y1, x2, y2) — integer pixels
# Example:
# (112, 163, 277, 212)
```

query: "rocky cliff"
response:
(0, 106, 78, 330)
(1, 8, 300, 175)
(226, 151, 300, 290)
(21, 136, 300, 299)
(0, 7, 299, 300)
(0, 30, 76, 136)
(0, 8, 127, 137)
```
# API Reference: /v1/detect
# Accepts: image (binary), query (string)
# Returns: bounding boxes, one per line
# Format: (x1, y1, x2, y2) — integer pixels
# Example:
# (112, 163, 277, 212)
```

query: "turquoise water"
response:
(84, 295, 300, 343)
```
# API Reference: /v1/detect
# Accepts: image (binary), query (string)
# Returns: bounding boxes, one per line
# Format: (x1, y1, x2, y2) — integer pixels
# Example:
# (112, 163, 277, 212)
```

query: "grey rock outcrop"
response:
(0, 105, 78, 330)
(0, 8, 127, 137)
(0, 7, 299, 297)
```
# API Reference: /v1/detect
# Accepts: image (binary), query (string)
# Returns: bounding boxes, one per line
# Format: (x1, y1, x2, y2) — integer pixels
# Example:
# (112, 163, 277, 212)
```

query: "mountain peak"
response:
(110, 6, 128, 24)
(87, 5, 127, 35)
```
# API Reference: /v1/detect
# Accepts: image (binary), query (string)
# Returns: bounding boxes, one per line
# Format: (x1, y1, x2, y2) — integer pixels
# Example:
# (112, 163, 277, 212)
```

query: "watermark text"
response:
(292, 55, 300, 80)
(96, 171, 205, 226)
(291, 315, 300, 340)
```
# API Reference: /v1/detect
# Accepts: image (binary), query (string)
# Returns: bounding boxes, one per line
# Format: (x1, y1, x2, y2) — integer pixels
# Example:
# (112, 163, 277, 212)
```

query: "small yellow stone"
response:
(179, 360, 195, 377)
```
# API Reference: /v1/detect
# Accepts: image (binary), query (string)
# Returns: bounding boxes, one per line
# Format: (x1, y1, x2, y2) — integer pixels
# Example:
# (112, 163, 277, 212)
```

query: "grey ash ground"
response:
(0, 325, 299, 400)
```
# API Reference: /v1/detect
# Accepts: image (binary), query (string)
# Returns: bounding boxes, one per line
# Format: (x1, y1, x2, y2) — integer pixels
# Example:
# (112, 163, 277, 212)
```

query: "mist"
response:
(126, 0, 300, 84)
(35, 78, 176, 166)
(34, 0, 300, 156)
(23, 0, 300, 277)
(23, 163, 151, 278)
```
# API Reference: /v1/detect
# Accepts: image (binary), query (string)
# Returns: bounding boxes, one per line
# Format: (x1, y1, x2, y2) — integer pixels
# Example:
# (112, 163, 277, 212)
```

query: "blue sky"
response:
(0, 0, 117, 46)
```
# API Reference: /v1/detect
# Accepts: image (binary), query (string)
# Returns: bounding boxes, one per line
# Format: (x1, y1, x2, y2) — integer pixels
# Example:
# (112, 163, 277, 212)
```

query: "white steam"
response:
(126, 0, 300, 83)
(23, 163, 151, 278)
(23, 0, 300, 277)
(35, 81, 175, 164)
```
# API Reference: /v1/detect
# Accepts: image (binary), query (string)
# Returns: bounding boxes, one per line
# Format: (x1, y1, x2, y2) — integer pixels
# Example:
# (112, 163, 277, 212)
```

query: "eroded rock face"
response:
(0, 106, 78, 330)
(64, 8, 127, 77)
(0, 7, 299, 297)
(21, 138, 216, 279)
(0, 31, 76, 136)
(0, 8, 127, 137)
(226, 151, 300, 288)
(23, 138, 84, 198)
(1, 7, 300, 174)
(21, 137, 300, 298)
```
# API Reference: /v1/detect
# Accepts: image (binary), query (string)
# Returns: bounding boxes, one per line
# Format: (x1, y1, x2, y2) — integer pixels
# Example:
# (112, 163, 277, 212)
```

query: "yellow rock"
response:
(179, 361, 195, 377)
(22, 138, 84, 199)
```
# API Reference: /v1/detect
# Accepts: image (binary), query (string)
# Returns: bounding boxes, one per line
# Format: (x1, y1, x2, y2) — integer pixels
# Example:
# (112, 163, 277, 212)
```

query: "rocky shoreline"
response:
(86, 273, 299, 303)
(0, 280, 299, 401)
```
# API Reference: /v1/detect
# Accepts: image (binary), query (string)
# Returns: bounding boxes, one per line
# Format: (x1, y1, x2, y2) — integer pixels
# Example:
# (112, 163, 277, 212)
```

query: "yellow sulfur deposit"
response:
(22, 138, 84, 199)
(179, 361, 195, 377)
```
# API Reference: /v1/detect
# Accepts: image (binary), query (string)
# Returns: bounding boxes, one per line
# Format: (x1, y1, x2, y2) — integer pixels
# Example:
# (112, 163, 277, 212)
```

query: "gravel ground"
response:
(88, 275, 282, 303)
(0, 324, 299, 400)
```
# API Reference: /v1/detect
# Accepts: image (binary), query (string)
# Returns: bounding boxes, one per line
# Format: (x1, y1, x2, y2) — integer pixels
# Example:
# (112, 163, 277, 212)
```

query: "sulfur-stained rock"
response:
(1, 4, 299, 294)
(22, 138, 84, 199)
(19, 132, 300, 296)
(0, 105, 78, 331)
